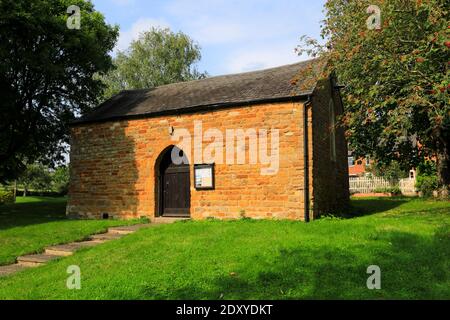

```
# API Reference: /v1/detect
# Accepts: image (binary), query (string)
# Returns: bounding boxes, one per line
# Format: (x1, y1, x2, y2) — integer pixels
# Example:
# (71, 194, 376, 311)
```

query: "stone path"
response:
(0, 217, 189, 277)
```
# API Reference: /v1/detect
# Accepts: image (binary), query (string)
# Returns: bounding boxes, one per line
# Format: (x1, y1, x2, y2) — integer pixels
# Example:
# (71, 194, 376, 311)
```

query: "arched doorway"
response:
(155, 146, 191, 217)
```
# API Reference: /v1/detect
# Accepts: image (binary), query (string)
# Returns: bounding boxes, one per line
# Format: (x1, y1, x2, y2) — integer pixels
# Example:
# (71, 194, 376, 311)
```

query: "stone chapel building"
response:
(67, 59, 350, 221)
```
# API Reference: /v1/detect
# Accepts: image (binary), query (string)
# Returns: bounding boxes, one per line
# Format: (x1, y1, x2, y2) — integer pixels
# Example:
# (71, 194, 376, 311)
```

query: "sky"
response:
(91, 0, 326, 76)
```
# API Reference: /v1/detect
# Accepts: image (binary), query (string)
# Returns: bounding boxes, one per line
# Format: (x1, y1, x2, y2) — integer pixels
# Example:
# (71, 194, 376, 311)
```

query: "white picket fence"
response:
(349, 176, 416, 195)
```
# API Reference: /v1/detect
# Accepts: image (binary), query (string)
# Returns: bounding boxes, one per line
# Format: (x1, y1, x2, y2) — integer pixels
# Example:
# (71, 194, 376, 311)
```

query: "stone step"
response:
(108, 224, 152, 235)
(45, 240, 103, 256)
(2, 225, 153, 276)
(152, 217, 191, 224)
(17, 254, 61, 267)
(89, 232, 124, 241)
(0, 264, 28, 277)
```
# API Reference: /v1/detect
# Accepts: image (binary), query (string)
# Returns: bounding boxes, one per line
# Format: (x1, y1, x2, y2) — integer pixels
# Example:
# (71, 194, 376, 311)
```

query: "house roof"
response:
(72, 58, 322, 125)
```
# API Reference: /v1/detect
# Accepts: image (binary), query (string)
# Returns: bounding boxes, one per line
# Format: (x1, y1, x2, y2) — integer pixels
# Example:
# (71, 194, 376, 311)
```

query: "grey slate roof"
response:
(73, 59, 321, 124)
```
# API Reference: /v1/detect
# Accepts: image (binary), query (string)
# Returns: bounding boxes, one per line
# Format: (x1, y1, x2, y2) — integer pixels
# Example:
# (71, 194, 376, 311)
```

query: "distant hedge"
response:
(15, 190, 65, 197)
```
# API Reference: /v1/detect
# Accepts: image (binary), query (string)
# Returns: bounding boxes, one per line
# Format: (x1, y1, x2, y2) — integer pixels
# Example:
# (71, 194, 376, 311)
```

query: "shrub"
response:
(388, 186, 402, 195)
(416, 161, 438, 197)
(416, 175, 438, 197)
(374, 186, 402, 195)
(0, 189, 15, 205)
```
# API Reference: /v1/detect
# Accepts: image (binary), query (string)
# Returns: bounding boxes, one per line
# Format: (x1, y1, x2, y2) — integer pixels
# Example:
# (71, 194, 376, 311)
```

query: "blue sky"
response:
(92, 0, 326, 76)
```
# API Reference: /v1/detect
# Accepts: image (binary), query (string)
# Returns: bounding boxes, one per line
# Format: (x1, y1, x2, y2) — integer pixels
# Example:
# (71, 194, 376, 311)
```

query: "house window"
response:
(329, 99, 337, 162)
(348, 156, 355, 167)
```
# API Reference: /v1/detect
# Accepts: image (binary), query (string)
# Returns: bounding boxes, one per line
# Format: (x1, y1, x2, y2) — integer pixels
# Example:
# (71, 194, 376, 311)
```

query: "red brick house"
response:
(348, 152, 371, 177)
(67, 59, 350, 221)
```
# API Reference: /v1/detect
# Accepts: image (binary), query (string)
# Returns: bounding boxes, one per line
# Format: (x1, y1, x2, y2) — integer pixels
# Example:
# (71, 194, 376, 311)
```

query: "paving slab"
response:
(89, 232, 124, 241)
(17, 254, 61, 267)
(1, 222, 174, 276)
(152, 217, 191, 224)
(0, 264, 28, 277)
(108, 224, 152, 235)
(45, 240, 104, 256)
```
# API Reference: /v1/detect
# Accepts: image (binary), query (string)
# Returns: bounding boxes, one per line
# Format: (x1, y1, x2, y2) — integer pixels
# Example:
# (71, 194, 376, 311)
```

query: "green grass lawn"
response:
(0, 197, 449, 300)
(0, 197, 140, 266)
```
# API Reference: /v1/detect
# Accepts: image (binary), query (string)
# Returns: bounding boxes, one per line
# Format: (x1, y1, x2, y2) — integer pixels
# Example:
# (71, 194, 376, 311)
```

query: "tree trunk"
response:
(434, 126, 449, 197)
(23, 187, 27, 197)
(436, 142, 450, 197)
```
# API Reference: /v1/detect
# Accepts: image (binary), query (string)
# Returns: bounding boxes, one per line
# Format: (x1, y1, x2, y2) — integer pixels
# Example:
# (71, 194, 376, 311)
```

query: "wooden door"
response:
(160, 150, 190, 217)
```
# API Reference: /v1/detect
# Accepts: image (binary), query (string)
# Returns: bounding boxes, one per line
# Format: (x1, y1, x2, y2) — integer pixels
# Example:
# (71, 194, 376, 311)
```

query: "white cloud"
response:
(189, 18, 245, 45)
(164, 0, 259, 45)
(115, 18, 170, 53)
(107, 0, 326, 74)
(164, 0, 323, 47)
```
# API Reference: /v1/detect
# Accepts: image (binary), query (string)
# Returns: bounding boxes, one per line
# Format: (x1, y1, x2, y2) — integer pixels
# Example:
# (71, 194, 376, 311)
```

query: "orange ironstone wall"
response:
(67, 101, 311, 220)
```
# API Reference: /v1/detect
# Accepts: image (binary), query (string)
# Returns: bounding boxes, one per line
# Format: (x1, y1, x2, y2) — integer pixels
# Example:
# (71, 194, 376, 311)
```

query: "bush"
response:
(416, 161, 438, 197)
(0, 189, 15, 205)
(416, 175, 438, 197)
(374, 186, 402, 195)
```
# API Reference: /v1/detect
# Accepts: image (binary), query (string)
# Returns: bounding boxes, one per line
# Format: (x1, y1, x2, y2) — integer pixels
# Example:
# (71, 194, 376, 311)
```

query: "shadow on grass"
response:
(342, 198, 410, 219)
(140, 229, 449, 300)
(0, 199, 67, 230)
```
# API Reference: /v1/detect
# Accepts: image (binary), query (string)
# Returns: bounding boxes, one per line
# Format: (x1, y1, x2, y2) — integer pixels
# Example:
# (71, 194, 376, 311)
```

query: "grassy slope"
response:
(0, 197, 139, 266)
(0, 197, 448, 300)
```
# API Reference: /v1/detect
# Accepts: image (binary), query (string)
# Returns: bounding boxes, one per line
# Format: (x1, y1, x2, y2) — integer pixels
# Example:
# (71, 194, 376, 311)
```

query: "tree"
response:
(17, 163, 52, 196)
(296, 0, 449, 191)
(51, 165, 70, 195)
(100, 27, 207, 100)
(0, 0, 119, 182)
(367, 160, 409, 183)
